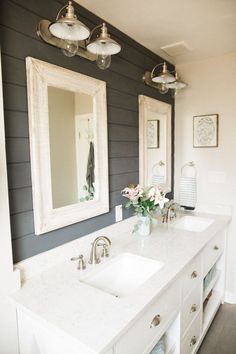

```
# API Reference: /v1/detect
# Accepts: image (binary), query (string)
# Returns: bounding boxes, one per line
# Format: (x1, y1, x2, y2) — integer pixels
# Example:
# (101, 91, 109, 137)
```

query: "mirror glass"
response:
(26, 58, 109, 234)
(139, 95, 172, 191)
(48, 87, 95, 208)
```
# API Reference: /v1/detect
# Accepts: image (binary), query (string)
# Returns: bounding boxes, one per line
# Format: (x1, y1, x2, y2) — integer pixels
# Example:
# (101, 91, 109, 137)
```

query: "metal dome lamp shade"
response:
(167, 72, 187, 97)
(151, 62, 176, 84)
(49, 1, 90, 57)
(87, 23, 121, 70)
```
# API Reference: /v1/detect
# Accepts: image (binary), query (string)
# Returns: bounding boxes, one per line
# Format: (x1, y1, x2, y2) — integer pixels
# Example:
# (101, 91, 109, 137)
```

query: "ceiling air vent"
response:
(160, 41, 192, 57)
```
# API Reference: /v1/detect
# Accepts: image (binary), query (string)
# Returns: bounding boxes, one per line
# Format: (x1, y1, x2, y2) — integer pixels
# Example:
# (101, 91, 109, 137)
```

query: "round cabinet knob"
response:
(190, 336, 197, 347)
(191, 271, 198, 279)
(190, 304, 197, 313)
(150, 315, 161, 328)
(214, 245, 219, 250)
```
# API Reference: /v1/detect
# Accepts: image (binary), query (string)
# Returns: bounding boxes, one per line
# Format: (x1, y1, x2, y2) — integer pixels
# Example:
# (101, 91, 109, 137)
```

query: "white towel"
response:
(152, 175, 165, 185)
(179, 176, 197, 208)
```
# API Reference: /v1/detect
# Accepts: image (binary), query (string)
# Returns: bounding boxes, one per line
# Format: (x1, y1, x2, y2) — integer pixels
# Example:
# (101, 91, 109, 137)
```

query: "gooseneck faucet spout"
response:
(89, 236, 111, 265)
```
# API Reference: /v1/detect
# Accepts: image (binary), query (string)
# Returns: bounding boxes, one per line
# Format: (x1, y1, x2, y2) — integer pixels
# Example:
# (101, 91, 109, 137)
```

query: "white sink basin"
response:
(172, 215, 214, 232)
(82, 253, 164, 298)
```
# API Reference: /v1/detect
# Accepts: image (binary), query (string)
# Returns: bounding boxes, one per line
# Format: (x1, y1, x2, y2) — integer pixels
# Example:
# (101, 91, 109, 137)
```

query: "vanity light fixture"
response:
(87, 23, 121, 70)
(151, 62, 175, 84)
(143, 62, 187, 96)
(37, 1, 121, 68)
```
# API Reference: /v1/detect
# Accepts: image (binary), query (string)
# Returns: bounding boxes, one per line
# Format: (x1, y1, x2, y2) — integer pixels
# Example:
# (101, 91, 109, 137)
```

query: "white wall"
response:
(48, 87, 78, 208)
(174, 53, 236, 302)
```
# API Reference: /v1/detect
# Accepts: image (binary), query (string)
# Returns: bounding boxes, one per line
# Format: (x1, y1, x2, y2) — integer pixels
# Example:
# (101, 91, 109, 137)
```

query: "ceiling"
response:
(76, 0, 236, 64)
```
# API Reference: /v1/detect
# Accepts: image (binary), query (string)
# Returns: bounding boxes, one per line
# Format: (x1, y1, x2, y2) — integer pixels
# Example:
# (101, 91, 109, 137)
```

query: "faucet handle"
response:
(98, 243, 110, 258)
(71, 254, 86, 270)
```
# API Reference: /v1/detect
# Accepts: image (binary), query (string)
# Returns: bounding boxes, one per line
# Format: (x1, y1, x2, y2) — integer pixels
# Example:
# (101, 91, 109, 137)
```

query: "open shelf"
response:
(166, 342, 176, 354)
(203, 269, 221, 302)
(203, 290, 222, 334)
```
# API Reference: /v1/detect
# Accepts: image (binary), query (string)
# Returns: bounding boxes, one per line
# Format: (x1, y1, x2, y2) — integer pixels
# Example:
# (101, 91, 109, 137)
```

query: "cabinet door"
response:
(115, 282, 180, 354)
(18, 310, 97, 354)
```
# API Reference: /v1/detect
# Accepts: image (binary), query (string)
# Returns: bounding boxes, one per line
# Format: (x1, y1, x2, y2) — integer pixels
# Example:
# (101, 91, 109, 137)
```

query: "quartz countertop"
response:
(10, 212, 231, 353)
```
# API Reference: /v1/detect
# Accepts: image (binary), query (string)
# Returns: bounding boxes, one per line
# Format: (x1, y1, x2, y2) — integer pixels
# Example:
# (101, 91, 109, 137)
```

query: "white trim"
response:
(224, 291, 236, 304)
(26, 57, 109, 235)
(0, 50, 21, 353)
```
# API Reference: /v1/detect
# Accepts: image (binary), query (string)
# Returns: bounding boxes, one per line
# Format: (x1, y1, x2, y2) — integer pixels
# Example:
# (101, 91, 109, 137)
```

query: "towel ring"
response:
(181, 161, 197, 177)
(152, 160, 165, 174)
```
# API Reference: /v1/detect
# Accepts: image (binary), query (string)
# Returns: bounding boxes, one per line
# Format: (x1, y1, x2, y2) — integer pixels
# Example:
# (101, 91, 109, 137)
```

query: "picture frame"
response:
(147, 119, 160, 148)
(193, 114, 219, 148)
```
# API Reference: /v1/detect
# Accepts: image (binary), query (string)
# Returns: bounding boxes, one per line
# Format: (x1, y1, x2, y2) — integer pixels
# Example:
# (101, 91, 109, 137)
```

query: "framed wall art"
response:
(193, 114, 219, 148)
(147, 119, 160, 148)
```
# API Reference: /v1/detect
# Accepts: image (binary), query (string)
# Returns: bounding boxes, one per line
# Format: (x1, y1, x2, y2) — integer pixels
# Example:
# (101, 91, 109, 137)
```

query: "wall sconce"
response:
(37, 1, 121, 69)
(143, 62, 187, 96)
(87, 23, 121, 70)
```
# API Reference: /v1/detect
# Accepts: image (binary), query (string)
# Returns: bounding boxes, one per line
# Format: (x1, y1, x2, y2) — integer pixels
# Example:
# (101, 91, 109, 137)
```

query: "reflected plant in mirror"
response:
(26, 57, 109, 234)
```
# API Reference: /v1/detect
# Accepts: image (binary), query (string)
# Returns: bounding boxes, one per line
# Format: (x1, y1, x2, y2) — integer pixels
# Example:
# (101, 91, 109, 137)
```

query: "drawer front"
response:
(182, 284, 202, 335)
(115, 282, 180, 354)
(182, 312, 201, 354)
(203, 232, 225, 276)
(182, 256, 202, 300)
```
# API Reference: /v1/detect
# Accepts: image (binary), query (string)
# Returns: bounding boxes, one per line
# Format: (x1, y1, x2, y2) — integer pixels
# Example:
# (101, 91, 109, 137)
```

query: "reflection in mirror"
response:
(26, 57, 109, 235)
(139, 95, 172, 191)
(48, 88, 95, 208)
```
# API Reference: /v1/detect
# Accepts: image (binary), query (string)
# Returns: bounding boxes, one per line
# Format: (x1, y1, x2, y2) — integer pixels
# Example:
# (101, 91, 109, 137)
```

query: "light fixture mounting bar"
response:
(142, 71, 161, 89)
(37, 20, 96, 61)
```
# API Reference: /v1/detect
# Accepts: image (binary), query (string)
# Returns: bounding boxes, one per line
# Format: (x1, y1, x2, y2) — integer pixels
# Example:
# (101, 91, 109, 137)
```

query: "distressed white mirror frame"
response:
(139, 95, 172, 191)
(26, 57, 109, 234)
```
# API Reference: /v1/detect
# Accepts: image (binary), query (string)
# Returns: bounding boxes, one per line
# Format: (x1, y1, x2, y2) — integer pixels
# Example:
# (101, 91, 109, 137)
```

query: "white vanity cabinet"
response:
(115, 281, 181, 354)
(16, 223, 228, 354)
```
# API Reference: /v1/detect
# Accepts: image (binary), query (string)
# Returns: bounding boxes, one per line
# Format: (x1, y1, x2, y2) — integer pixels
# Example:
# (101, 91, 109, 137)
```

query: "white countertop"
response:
(10, 212, 231, 353)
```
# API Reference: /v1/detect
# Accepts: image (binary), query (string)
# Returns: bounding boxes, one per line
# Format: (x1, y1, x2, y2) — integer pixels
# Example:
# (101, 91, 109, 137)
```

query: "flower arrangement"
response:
(121, 184, 169, 217)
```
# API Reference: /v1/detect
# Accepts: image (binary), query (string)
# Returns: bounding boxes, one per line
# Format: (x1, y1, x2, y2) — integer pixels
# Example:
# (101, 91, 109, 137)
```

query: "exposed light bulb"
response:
(96, 54, 111, 70)
(158, 83, 168, 95)
(61, 40, 79, 57)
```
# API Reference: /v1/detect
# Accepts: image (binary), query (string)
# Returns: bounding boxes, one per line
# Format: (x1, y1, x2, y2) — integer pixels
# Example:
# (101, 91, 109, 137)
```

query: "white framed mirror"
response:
(26, 57, 109, 234)
(139, 95, 172, 191)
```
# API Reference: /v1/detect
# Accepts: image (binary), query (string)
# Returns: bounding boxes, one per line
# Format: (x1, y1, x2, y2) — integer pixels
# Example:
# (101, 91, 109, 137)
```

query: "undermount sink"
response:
(172, 215, 214, 232)
(82, 253, 164, 298)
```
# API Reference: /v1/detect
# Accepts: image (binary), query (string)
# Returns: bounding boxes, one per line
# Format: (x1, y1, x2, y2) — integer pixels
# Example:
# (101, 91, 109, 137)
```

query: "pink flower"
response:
(121, 184, 144, 201)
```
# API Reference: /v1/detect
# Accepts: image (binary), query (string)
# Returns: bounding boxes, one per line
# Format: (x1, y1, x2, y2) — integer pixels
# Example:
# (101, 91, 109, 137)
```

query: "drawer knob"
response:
(190, 304, 197, 313)
(214, 245, 219, 250)
(191, 271, 198, 279)
(150, 315, 161, 328)
(190, 336, 197, 347)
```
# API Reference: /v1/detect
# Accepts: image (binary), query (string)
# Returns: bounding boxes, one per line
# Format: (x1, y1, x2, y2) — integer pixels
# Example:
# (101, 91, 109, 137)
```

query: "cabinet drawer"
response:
(182, 256, 202, 300)
(182, 312, 201, 354)
(115, 282, 180, 354)
(203, 232, 225, 276)
(182, 284, 201, 335)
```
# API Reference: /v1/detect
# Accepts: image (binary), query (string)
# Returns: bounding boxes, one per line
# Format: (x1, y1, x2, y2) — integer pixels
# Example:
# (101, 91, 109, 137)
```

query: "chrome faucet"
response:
(88, 236, 111, 264)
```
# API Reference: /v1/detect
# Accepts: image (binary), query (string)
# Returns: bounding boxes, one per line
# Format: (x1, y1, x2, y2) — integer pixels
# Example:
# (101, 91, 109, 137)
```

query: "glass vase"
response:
(136, 215, 151, 236)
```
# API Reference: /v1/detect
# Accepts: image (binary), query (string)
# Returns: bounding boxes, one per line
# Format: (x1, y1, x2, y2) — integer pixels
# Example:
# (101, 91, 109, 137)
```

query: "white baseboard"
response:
(224, 291, 236, 304)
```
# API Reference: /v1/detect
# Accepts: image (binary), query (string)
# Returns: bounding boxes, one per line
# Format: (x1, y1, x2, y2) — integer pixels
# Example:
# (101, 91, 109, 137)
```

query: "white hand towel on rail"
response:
(179, 176, 197, 209)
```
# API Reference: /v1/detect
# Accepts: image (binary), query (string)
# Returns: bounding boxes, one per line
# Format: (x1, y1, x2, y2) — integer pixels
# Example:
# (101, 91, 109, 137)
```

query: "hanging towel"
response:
(86, 142, 95, 193)
(152, 175, 165, 185)
(179, 163, 197, 210)
(151, 161, 165, 186)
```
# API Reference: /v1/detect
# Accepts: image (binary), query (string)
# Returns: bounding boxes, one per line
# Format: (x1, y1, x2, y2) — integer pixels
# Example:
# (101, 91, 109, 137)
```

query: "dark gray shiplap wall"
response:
(0, 0, 174, 263)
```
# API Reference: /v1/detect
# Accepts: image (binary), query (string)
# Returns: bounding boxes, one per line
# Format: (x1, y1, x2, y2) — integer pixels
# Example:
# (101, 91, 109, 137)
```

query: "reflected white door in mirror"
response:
(26, 57, 109, 234)
(139, 95, 172, 192)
